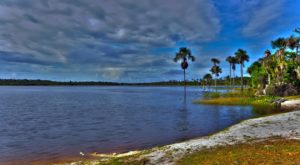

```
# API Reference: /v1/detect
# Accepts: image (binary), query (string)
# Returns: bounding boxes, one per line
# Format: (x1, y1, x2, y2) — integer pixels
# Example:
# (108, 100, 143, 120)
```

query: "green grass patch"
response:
(197, 90, 278, 106)
(195, 96, 276, 106)
(178, 139, 300, 165)
(285, 95, 300, 100)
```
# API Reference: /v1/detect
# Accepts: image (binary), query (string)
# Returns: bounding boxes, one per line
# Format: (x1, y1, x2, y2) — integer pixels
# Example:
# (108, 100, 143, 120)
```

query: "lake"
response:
(0, 86, 264, 164)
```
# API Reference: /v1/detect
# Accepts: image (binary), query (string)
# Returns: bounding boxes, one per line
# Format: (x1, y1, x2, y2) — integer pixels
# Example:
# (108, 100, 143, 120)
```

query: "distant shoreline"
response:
(0, 78, 248, 86)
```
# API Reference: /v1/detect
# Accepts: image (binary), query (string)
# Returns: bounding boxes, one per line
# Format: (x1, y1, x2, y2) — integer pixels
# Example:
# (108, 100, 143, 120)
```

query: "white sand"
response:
(69, 109, 300, 165)
(282, 99, 300, 109)
(144, 110, 300, 165)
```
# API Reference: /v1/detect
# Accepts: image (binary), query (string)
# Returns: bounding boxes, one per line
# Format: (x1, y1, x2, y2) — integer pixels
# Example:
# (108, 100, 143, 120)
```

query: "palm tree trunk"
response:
(214, 75, 217, 91)
(233, 70, 235, 87)
(241, 64, 244, 92)
(184, 69, 186, 102)
(229, 63, 232, 88)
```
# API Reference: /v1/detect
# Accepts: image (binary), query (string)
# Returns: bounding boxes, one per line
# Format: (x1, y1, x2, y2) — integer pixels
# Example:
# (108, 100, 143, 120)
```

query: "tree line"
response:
(247, 28, 300, 96)
(173, 48, 250, 91)
(173, 28, 300, 96)
(0, 78, 247, 86)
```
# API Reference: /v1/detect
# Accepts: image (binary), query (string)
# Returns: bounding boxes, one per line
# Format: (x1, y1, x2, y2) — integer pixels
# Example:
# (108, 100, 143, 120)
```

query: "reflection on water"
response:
(0, 86, 275, 164)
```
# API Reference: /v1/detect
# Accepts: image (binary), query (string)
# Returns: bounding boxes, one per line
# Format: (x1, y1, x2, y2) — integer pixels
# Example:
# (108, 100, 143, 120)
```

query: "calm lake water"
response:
(0, 86, 265, 164)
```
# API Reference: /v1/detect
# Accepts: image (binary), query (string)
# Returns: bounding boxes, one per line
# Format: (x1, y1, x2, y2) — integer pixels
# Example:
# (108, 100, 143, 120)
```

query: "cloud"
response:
(241, 0, 285, 37)
(0, 0, 221, 81)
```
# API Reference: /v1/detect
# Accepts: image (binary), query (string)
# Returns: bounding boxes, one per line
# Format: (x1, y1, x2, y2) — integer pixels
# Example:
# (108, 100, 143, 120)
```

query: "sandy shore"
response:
(282, 99, 300, 110)
(141, 110, 300, 164)
(67, 108, 300, 165)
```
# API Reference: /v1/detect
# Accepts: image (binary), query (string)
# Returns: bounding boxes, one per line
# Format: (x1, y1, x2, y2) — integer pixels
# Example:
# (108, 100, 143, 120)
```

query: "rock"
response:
(272, 98, 287, 106)
(265, 83, 299, 96)
(281, 99, 300, 110)
(283, 84, 298, 96)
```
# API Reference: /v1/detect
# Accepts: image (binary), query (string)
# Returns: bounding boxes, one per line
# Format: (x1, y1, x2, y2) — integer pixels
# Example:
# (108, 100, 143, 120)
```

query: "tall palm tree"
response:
(210, 65, 222, 90)
(231, 57, 237, 87)
(203, 73, 212, 90)
(263, 50, 272, 84)
(210, 58, 220, 89)
(235, 49, 249, 92)
(173, 47, 195, 90)
(226, 56, 234, 88)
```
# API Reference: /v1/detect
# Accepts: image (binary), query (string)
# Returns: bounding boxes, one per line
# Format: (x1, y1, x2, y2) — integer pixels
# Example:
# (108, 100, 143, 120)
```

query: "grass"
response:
(91, 157, 148, 165)
(56, 155, 148, 165)
(285, 95, 300, 100)
(195, 97, 254, 105)
(178, 139, 300, 165)
(196, 90, 278, 106)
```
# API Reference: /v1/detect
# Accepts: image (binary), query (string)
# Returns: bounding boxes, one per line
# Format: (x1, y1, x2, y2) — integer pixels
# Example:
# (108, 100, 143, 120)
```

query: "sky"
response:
(0, 0, 299, 82)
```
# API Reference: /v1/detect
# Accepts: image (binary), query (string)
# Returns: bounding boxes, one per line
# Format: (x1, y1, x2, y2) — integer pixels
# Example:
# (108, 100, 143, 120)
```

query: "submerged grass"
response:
(195, 97, 252, 105)
(178, 139, 300, 165)
(197, 89, 278, 106)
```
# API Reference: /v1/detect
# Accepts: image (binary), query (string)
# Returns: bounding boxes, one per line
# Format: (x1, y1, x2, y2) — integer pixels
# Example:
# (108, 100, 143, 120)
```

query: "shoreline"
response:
(64, 109, 300, 165)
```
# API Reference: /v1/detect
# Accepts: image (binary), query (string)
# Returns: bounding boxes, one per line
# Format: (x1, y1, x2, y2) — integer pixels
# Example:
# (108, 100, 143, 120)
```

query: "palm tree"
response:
(271, 37, 287, 56)
(203, 73, 212, 90)
(263, 50, 272, 84)
(226, 56, 235, 88)
(210, 58, 222, 90)
(210, 66, 222, 90)
(235, 49, 249, 92)
(231, 57, 237, 87)
(210, 58, 220, 89)
(173, 47, 195, 90)
(211, 58, 220, 67)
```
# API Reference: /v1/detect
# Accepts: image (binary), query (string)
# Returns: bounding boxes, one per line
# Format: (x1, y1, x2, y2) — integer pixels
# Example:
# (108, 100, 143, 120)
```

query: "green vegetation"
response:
(86, 157, 147, 165)
(247, 28, 300, 96)
(285, 95, 300, 100)
(178, 139, 300, 165)
(200, 28, 300, 97)
(196, 90, 277, 106)
(201, 73, 212, 89)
